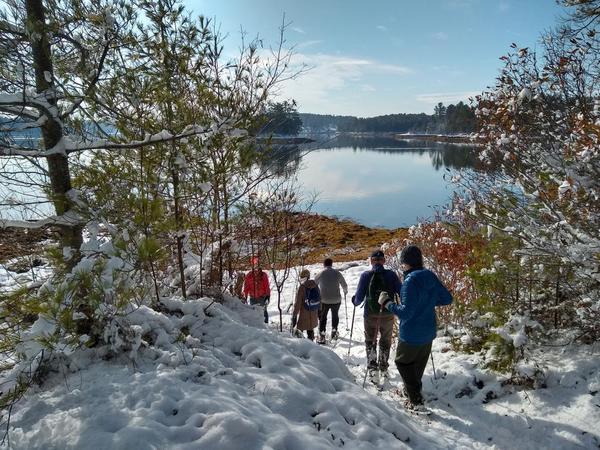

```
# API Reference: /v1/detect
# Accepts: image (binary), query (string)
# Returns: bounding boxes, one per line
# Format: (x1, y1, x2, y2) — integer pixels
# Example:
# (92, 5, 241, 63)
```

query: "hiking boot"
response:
(331, 329, 339, 340)
(317, 333, 326, 345)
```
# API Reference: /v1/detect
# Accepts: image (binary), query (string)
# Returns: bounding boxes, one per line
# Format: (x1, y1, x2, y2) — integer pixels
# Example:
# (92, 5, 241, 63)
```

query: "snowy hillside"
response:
(4, 260, 600, 449)
(8, 292, 423, 449)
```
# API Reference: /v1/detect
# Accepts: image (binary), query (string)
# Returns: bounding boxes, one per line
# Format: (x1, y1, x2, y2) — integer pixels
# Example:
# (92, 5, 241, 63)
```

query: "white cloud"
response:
(416, 91, 480, 104)
(378, 63, 412, 75)
(291, 26, 305, 34)
(332, 59, 372, 67)
(376, 25, 388, 32)
(279, 53, 412, 114)
(432, 32, 449, 41)
(279, 53, 413, 113)
(295, 40, 323, 50)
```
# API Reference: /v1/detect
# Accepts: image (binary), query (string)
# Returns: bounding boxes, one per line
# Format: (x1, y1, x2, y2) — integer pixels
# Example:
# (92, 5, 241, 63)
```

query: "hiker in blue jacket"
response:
(378, 245, 453, 411)
(353, 250, 402, 379)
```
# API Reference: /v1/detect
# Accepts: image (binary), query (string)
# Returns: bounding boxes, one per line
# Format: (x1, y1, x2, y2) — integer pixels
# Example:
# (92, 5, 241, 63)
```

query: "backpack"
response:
(367, 270, 393, 314)
(303, 285, 321, 311)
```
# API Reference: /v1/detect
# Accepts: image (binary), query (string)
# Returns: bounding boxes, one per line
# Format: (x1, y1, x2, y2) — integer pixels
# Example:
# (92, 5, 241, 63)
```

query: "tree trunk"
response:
(26, 0, 83, 257)
(172, 165, 187, 299)
(277, 287, 283, 332)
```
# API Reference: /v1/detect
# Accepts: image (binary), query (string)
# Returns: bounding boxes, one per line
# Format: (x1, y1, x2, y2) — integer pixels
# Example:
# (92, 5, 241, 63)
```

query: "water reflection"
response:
(289, 134, 477, 228)
(309, 134, 478, 171)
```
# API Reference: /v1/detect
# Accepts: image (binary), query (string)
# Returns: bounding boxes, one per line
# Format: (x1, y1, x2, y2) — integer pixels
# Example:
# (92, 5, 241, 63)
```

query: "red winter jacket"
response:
(243, 270, 271, 299)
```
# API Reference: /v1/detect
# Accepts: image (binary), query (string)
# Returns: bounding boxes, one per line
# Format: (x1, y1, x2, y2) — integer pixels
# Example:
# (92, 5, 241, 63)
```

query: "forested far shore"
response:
(298, 101, 476, 134)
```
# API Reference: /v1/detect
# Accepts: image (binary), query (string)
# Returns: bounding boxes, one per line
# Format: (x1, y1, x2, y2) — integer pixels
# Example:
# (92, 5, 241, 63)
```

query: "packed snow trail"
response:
(271, 261, 600, 450)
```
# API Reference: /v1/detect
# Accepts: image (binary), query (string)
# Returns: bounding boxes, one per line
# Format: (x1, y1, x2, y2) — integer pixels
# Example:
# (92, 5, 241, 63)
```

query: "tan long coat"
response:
(293, 280, 320, 331)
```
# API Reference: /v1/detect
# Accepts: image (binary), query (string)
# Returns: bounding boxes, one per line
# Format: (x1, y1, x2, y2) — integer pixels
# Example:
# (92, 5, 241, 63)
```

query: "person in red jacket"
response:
(243, 259, 271, 323)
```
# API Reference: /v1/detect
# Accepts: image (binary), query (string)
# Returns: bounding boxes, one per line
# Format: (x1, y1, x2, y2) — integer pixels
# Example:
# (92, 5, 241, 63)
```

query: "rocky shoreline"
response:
(0, 214, 407, 265)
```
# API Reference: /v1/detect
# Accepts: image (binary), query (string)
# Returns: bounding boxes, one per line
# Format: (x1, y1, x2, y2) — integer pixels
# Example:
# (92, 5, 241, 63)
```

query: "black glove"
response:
(291, 316, 297, 328)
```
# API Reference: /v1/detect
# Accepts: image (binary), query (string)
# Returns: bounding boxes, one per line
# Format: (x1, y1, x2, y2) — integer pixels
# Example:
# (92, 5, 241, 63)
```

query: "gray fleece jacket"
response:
(314, 267, 348, 304)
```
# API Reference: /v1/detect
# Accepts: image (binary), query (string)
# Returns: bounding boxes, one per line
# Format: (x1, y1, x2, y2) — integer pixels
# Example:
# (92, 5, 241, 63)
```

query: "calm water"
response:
(1, 134, 477, 228)
(296, 135, 477, 229)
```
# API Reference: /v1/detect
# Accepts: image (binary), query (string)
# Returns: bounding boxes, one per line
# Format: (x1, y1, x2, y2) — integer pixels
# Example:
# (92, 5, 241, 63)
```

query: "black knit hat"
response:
(400, 245, 423, 268)
(370, 250, 385, 258)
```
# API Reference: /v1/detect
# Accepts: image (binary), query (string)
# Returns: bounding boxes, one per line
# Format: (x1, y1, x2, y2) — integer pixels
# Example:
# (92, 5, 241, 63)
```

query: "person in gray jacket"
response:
(315, 258, 348, 344)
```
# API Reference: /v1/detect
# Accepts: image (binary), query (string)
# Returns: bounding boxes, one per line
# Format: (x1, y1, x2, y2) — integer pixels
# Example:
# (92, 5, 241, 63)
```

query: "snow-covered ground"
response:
(0, 258, 52, 291)
(274, 262, 600, 449)
(3, 260, 600, 449)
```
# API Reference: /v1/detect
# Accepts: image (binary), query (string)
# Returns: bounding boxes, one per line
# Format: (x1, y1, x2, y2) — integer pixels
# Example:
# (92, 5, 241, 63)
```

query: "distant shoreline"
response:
(315, 131, 478, 145)
(394, 133, 478, 144)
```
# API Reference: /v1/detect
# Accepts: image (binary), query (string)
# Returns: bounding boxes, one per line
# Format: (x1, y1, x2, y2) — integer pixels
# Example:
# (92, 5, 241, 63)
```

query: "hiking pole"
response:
(430, 351, 438, 382)
(344, 293, 349, 331)
(347, 306, 356, 360)
(430, 310, 439, 383)
(362, 305, 383, 388)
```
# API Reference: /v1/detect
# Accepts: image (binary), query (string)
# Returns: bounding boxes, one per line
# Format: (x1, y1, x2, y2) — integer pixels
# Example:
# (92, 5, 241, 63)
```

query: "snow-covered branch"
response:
(0, 210, 83, 229)
(0, 122, 240, 157)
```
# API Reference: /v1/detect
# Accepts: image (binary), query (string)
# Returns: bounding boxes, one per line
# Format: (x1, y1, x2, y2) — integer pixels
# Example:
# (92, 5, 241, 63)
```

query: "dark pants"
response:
(306, 329, 315, 341)
(395, 341, 432, 405)
(249, 296, 268, 323)
(364, 314, 394, 371)
(319, 303, 341, 334)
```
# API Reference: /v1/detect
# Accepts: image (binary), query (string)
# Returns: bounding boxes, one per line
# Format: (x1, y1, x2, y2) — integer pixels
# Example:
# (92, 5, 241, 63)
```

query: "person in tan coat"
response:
(292, 269, 320, 341)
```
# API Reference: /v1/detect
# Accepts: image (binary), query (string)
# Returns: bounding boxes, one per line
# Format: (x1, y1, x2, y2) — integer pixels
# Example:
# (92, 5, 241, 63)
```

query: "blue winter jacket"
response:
(385, 268, 452, 345)
(352, 264, 402, 316)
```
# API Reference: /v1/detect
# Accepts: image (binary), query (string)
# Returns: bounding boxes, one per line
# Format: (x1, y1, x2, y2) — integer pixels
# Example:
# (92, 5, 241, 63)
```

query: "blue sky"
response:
(188, 0, 566, 116)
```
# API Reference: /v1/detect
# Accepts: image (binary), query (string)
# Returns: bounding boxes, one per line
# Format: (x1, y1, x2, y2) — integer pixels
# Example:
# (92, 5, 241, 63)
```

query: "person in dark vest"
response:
(378, 245, 452, 411)
(315, 258, 348, 344)
(352, 250, 402, 379)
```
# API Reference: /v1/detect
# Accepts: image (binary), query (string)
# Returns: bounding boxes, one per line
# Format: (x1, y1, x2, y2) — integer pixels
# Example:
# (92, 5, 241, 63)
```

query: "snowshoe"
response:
(330, 329, 339, 341)
(368, 368, 380, 386)
(393, 387, 408, 398)
(403, 399, 432, 416)
(375, 371, 389, 390)
(317, 333, 326, 345)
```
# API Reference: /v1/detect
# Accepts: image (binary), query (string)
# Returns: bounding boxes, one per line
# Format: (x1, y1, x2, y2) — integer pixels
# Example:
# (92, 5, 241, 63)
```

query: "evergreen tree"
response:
(260, 100, 303, 136)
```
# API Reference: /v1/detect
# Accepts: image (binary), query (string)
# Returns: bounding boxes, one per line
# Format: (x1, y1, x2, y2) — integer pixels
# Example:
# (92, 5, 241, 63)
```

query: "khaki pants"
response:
(364, 313, 394, 371)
